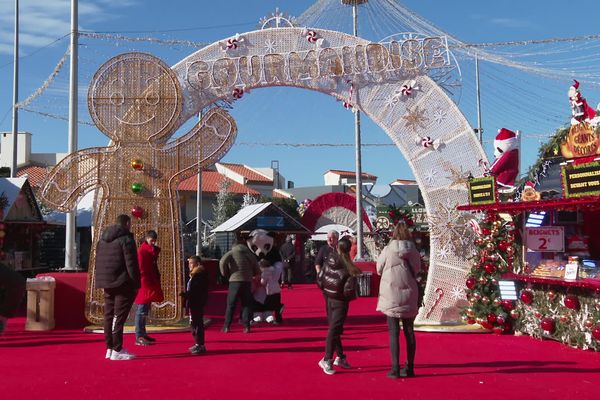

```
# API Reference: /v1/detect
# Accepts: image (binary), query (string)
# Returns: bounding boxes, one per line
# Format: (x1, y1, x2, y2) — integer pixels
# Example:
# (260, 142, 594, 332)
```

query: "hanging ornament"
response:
(478, 276, 487, 284)
(497, 240, 508, 252)
(481, 228, 491, 236)
(493, 326, 504, 335)
(592, 326, 600, 341)
(547, 291, 557, 301)
(496, 314, 507, 325)
(480, 321, 493, 330)
(466, 308, 476, 318)
(484, 263, 496, 274)
(534, 311, 543, 320)
(501, 299, 515, 311)
(466, 318, 476, 325)
(131, 206, 144, 219)
(506, 247, 515, 255)
(493, 298, 502, 306)
(520, 290, 534, 305)
(509, 309, 520, 319)
(131, 182, 143, 194)
(487, 313, 497, 324)
(472, 292, 482, 301)
(584, 319, 595, 329)
(540, 318, 556, 333)
(466, 276, 476, 289)
(564, 295, 580, 310)
(131, 159, 144, 171)
(232, 88, 244, 100)
(481, 296, 490, 305)
(490, 278, 498, 285)
(486, 242, 496, 252)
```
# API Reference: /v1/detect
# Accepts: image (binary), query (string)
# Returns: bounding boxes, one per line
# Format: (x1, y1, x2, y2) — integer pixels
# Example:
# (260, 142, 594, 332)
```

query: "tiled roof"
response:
(16, 164, 50, 188)
(326, 169, 378, 180)
(272, 189, 293, 199)
(178, 170, 260, 195)
(219, 163, 272, 183)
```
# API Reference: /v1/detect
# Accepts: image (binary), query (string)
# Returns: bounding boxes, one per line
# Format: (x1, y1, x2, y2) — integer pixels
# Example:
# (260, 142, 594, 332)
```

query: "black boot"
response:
(399, 365, 415, 377)
(387, 367, 400, 379)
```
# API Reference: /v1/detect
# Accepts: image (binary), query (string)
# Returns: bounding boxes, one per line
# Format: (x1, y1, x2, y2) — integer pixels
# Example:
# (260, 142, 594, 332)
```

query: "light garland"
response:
(16, 48, 69, 109)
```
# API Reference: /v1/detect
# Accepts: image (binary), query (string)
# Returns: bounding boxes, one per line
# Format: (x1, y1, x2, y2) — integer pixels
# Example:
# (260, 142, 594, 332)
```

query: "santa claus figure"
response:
(490, 128, 520, 190)
(568, 80, 597, 125)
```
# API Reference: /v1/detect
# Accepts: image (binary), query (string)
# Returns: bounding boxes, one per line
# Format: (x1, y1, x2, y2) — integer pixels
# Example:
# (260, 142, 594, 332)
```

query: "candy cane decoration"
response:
(425, 288, 445, 319)
(478, 159, 490, 174)
(416, 136, 442, 150)
(232, 88, 244, 100)
(222, 33, 244, 52)
(302, 27, 320, 43)
(400, 79, 418, 97)
(468, 218, 482, 237)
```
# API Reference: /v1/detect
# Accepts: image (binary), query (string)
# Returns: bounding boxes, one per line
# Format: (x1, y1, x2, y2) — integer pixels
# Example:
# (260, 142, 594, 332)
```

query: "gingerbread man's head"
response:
(88, 52, 182, 143)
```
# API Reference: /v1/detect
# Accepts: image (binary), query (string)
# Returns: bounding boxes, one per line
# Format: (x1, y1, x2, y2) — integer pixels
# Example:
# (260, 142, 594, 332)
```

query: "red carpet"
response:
(2, 284, 599, 400)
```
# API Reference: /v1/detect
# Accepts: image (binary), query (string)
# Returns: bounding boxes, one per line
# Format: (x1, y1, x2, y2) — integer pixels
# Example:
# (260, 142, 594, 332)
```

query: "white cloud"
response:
(0, 0, 139, 55)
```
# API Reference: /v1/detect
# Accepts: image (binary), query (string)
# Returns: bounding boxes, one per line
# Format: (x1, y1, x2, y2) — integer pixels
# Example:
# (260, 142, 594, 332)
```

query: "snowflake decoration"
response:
(264, 39, 277, 53)
(384, 93, 400, 109)
(402, 105, 429, 133)
(437, 245, 451, 260)
(423, 169, 438, 186)
(432, 108, 447, 125)
(428, 200, 474, 257)
(450, 286, 465, 301)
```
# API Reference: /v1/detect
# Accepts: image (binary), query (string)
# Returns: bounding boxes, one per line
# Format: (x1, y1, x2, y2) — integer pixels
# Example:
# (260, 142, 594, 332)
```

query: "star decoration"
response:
(432, 108, 447, 125)
(442, 163, 471, 188)
(423, 169, 438, 186)
(450, 286, 465, 301)
(402, 105, 429, 132)
(264, 39, 277, 53)
(428, 200, 474, 257)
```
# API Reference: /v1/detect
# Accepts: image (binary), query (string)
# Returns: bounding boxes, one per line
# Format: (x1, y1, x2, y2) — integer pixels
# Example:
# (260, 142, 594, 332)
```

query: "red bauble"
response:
(496, 314, 506, 325)
(592, 326, 600, 341)
(466, 277, 476, 289)
(564, 295, 580, 310)
(520, 290, 534, 305)
(484, 263, 496, 274)
(540, 317, 555, 333)
(501, 299, 514, 311)
(492, 326, 503, 335)
(503, 321, 512, 332)
(497, 240, 508, 252)
(481, 228, 491, 236)
(480, 321, 493, 330)
(466, 318, 476, 325)
(131, 206, 144, 219)
(487, 313, 497, 324)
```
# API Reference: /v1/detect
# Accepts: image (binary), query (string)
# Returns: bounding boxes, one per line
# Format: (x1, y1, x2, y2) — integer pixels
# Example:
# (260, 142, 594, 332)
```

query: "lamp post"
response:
(342, 0, 368, 260)
(64, 0, 79, 270)
(11, 0, 19, 178)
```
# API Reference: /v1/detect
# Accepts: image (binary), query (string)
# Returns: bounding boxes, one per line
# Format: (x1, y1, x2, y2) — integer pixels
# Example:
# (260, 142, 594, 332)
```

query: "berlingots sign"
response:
(185, 37, 450, 91)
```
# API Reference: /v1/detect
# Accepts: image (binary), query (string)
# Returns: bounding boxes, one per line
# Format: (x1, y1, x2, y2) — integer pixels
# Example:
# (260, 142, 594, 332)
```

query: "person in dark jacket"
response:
(279, 235, 295, 289)
(0, 263, 26, 334)
(134, 230, 164, 346)
(181, 255, 209, 354)
(317, 237, 361, 375)
(219, 236, 260, 333)
(94, 214, 140, 361)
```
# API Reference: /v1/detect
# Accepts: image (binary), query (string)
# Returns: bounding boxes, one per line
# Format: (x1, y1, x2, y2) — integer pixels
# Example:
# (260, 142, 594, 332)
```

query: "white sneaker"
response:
(334, 356, 352, 369)
(253, 315, 263, 323)
(105, 349, 112, 359)
(110, 348, 136, 361)
(265, 315, 275, 324)
(318, 358, 335, 375)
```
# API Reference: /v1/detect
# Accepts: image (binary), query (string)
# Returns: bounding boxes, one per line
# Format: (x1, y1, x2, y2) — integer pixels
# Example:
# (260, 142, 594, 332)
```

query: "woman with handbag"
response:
(376, 222, 421, 378)
(317, 237, 362, 375)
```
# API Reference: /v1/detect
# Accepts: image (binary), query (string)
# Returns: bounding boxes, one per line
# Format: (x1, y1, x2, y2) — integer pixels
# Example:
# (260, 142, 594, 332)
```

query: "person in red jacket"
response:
(134, 230, 164, 346)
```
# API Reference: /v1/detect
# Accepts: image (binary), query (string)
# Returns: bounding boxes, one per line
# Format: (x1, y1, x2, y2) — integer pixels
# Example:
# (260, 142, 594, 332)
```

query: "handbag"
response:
(406, 259, 424, 307)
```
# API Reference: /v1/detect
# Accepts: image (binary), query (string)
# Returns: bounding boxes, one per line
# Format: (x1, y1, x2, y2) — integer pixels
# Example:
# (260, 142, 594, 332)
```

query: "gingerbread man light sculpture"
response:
(40, 53, 237, 324)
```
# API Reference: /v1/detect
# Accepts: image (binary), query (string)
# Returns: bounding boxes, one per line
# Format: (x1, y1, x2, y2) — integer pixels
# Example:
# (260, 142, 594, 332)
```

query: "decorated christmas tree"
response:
(461, 212, 520, 333)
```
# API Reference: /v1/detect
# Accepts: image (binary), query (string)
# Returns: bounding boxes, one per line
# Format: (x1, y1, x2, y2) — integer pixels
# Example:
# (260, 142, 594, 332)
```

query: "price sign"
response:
(468, 176, 496, 205)
(525, 227, 564, 252)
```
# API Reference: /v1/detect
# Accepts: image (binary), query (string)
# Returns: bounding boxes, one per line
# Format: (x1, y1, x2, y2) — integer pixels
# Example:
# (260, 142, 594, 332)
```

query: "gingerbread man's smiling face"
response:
(88, 52, 182, 143)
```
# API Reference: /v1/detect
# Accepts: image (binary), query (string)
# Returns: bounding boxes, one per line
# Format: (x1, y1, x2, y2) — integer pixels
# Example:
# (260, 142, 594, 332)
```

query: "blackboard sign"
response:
(256, 216, 284, 228)
(562, 161, 600, 198)
(468, 176, 496, 205)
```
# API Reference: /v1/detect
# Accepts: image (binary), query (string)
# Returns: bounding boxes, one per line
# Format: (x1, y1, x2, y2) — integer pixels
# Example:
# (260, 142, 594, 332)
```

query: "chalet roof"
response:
(178, 170, 260, 195)
(212, 202, 310, 234)
(0, 178, 43, 222)
(16, 164, 50, 189)
(325, 169, 378, 180)
(219, 163, 272, 183)
(391, 179, 417, 185)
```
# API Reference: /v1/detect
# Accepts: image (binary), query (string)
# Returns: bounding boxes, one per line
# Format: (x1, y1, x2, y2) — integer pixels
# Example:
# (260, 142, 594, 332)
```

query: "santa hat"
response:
(524, 181, 535, 189)
(494, 128, 519, 155)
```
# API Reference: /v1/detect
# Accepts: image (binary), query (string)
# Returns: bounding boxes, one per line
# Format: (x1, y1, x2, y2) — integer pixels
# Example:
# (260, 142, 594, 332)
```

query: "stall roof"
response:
(212, 202, 311, 234)
(44, 191, 94, 227)
(0, 177, 43, 222)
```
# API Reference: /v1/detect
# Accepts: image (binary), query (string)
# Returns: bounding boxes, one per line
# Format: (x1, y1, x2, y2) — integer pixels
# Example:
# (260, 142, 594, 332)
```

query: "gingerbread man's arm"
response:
(157, 108, 237, 182)
(40, 147, 114, 212)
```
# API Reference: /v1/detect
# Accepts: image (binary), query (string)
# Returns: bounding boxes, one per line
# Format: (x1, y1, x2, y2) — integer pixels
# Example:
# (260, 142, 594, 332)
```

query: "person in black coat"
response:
(94, 214, 140, 361)
(0, 263, 26, 334)
(181, 255, 209, 354)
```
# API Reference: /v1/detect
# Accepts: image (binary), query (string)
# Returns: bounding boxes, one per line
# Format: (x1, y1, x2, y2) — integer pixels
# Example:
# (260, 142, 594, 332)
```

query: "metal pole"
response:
(64, 0, 78, 270)
(352, 3, 364, 260)
(475, 55, 483, 144)
(10, 0, 19, 178)
(195, 111, 203, 256)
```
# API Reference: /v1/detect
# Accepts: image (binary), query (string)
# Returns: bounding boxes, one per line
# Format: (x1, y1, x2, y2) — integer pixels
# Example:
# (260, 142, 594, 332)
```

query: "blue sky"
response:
(1, 0, 600, 194)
